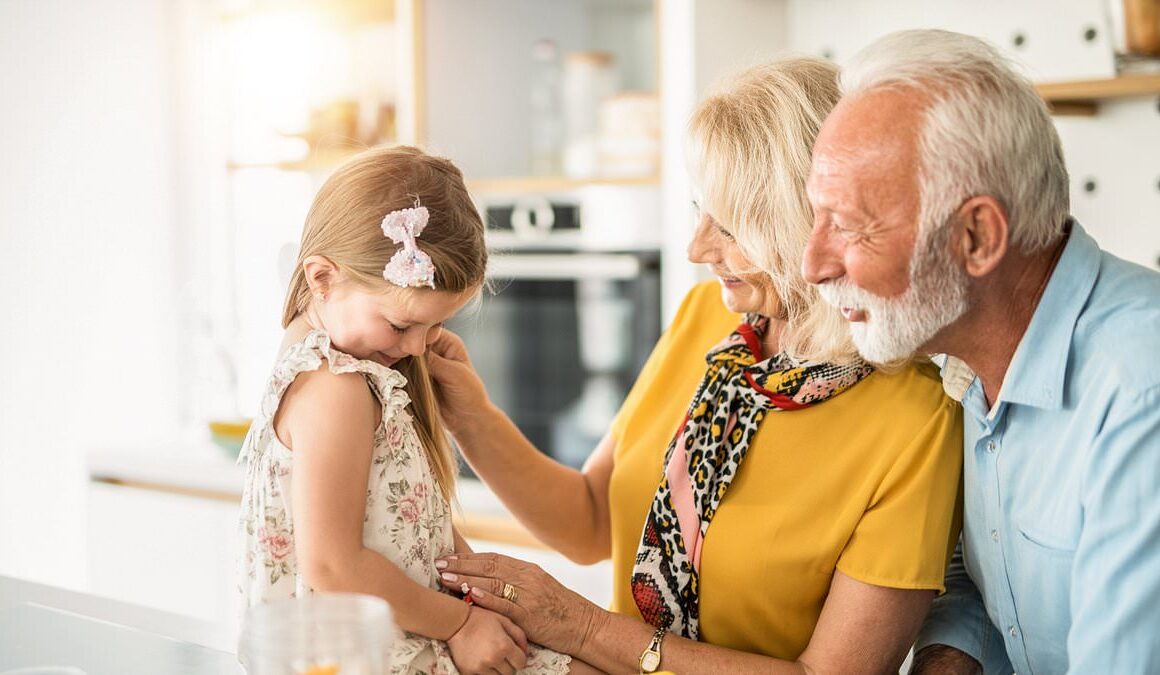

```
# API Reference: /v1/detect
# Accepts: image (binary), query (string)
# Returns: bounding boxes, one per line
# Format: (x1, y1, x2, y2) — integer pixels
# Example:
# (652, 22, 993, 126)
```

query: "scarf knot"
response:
(631, 315, 872, 639)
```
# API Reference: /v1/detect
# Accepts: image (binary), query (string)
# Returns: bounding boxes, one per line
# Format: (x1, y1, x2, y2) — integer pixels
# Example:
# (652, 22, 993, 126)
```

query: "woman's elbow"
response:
(558, 536, 611, 565)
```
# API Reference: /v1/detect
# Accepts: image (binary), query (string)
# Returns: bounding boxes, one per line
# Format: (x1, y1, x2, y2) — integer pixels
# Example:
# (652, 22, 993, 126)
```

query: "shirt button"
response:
(986, 440, 997, 453)
(991, 530, 1000, 542)
(1009, 625, 1019, 638)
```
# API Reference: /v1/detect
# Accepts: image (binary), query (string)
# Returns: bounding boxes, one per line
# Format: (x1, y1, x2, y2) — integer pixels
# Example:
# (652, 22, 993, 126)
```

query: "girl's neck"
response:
(279, 314, 315, 355)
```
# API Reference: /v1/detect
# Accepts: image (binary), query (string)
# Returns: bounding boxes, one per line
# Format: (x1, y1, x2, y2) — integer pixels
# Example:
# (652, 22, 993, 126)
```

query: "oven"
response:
(447, 193, 662, 471)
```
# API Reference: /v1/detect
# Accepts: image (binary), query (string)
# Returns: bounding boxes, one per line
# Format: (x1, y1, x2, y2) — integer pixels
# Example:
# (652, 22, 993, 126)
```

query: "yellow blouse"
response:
(608, 281, 963, 659)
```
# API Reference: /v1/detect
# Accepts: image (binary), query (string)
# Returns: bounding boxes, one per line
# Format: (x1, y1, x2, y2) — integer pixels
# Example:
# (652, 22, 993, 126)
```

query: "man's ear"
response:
(954, 196, 1009, 279)
(302, 255, 343, 298)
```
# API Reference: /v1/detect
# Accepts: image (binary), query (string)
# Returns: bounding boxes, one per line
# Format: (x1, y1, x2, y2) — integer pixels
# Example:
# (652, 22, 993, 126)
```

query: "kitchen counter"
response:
(0, 574, 240, 673)
(86, 444, 545, 549)
(84, 444, 613, 614)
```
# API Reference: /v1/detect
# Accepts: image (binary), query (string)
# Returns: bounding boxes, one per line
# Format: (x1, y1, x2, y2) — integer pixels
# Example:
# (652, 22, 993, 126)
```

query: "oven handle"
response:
(487, 253, 643, 280)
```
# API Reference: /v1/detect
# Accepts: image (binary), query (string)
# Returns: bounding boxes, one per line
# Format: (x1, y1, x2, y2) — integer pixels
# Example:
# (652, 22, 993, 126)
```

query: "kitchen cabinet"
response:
(87, 481, 241, 632)
(86, 448, 612, 630)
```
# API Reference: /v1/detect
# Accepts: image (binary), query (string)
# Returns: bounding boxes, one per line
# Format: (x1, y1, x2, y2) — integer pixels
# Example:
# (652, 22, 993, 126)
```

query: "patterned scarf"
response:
(630, 315, 873, 639)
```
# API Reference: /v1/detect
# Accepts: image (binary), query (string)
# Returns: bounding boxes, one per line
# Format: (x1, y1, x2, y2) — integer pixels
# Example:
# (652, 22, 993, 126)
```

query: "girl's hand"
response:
(436, 553, 604, 657)
(446, 605, 529, 675)
(425, 329, 491, 435)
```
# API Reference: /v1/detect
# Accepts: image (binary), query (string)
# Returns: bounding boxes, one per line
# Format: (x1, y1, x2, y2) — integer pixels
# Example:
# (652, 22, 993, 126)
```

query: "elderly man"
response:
(802, 29, 1160, 674)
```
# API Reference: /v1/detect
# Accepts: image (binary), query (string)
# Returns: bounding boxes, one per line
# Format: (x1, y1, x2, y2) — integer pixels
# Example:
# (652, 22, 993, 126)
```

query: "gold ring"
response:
(502, 582, 518, 603)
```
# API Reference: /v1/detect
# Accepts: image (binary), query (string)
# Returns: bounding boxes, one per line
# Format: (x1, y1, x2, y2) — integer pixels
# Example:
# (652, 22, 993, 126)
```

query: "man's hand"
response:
(910, 645, 982, 675)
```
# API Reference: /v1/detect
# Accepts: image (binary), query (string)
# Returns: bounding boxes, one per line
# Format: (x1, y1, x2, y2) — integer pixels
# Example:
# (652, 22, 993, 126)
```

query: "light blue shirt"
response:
(915, 222, 1160, 674)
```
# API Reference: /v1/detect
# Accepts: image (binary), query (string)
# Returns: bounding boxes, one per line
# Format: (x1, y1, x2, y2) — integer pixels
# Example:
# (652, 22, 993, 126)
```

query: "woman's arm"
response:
(577, 573, 930, 675)
(427, 331, 615, 563)
(438, 554, 934, 675)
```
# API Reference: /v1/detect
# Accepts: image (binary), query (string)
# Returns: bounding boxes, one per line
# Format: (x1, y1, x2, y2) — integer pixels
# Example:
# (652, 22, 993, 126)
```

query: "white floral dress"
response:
(238, 330, 571, 674)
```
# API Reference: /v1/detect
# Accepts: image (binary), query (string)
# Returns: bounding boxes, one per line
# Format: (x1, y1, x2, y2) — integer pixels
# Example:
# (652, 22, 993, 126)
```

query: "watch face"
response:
(641, 651, 661, 672)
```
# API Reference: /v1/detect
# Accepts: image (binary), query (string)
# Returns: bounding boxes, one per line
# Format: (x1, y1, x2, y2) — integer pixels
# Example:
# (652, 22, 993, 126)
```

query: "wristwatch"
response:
(639, 625, 667, 673)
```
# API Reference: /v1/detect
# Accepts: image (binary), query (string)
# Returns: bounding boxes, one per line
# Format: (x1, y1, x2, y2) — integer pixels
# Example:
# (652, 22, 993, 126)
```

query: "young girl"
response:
(237, 146, 582, 674)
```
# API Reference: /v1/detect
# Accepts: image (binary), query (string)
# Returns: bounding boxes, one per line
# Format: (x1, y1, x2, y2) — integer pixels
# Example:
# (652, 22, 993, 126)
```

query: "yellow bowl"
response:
(209, 418, 252, 458)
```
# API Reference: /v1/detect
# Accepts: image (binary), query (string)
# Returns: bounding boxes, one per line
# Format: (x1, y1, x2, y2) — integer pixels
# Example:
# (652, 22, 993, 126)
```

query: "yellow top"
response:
(608, 281, 963, 659)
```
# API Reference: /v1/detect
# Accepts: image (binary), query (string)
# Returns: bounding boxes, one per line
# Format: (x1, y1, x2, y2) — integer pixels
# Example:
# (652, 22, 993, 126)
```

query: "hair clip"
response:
(381, 201, 436, 289)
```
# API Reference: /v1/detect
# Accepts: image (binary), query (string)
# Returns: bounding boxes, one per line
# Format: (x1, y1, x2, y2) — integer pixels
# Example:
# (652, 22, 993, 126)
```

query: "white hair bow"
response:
(381, 203, 436, 289)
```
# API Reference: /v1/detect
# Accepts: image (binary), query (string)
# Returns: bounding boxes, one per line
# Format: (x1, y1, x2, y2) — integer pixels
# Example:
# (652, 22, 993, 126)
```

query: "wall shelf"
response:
(1036, 73, 1160, 115)
(467, 174, 660, 194)
(226, 148, 367, 172)
(220, 0, 395, 25)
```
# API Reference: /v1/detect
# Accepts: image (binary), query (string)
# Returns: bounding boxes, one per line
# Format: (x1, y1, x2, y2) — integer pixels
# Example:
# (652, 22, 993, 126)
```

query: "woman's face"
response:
(687, 203, 779, 317)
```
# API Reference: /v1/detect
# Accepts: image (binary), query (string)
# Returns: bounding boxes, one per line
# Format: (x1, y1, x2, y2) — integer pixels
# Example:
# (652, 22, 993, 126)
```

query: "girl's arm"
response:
(427, 331, 615, 564)
(279, 366, 469, 640)
(453, 527, 473, 555)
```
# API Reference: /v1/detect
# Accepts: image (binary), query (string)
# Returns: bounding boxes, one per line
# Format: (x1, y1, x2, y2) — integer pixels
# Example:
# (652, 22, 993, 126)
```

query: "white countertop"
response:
(0, 574, 239, 662)
(86, 443, 513, 518)
(90, 447, 522, 526)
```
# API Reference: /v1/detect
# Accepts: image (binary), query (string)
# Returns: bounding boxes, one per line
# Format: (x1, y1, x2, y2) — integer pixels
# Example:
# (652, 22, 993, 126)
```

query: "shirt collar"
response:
(990, 219, 1100, 411)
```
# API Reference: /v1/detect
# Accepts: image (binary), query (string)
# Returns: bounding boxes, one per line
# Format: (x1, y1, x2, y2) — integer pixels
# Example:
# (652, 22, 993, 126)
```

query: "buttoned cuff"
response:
(915, 596, 1013, 673)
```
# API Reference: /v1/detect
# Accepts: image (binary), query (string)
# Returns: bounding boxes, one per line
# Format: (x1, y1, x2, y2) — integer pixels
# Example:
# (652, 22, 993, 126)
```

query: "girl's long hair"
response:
(282, 145, 486, 502)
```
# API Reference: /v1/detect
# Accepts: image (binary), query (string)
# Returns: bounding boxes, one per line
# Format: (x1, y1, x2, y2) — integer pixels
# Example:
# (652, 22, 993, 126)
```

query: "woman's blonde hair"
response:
(282, 145, 486, 502)
(688, 57, 858, 364)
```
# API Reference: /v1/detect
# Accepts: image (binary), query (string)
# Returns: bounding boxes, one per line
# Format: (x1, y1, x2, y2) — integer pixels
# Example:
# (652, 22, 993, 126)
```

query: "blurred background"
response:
(1, 0, 1158, 636)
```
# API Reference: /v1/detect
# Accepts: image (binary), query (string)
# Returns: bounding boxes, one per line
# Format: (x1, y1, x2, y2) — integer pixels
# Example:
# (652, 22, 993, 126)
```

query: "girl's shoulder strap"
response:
(238, 330, 411, 465)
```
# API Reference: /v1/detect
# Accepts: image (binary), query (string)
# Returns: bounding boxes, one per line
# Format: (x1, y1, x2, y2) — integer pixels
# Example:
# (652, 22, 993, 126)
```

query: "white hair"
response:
(841, 29, 1070, 252)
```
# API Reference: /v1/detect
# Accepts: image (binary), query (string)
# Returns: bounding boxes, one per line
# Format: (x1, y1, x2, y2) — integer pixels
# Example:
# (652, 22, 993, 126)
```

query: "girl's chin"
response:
(372, 353, 402, 368)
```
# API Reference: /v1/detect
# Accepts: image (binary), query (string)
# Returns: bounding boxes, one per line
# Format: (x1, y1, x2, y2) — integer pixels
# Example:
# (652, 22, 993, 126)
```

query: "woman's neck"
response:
(760, 316, 787, 358)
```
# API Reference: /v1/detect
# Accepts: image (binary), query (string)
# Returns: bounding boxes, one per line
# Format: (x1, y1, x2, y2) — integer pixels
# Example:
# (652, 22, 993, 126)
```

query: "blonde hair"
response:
(282, 145, 486, 502)
(688, 57, 858, 364)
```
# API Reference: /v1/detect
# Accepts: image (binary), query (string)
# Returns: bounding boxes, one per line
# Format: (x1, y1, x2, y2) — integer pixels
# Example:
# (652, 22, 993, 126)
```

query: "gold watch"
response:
(639, 625, 667, 673)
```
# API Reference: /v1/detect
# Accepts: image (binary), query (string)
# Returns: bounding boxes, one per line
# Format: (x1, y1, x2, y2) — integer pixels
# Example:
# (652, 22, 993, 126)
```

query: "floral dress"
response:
(238, 330, 572, 674)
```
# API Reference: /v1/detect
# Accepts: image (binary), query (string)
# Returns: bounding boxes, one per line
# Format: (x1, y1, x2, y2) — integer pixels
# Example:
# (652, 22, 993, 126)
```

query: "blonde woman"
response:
(428, 59, 963, 674)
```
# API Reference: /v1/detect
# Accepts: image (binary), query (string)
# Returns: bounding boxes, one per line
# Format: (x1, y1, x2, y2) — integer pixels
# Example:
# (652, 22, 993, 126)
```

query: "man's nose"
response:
(802, 221, 845, 286)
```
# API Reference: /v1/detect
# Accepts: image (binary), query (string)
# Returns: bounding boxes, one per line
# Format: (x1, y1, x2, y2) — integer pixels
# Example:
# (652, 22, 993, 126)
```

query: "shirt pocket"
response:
(1011, 525, 1075, 650)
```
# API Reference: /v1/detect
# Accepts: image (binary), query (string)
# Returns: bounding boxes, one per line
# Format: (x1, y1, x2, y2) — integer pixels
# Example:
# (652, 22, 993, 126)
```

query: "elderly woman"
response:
(427, 57, 962, 674)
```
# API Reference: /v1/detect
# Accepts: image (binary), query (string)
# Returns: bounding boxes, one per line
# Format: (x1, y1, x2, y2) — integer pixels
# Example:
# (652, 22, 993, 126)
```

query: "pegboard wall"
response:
(784, 0, 1160, 272)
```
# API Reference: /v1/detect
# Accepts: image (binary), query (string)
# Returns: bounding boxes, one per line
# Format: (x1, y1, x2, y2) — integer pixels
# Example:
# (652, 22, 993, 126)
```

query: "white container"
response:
(598, 92, 660, 177)
(239, 593, 396, 675)
(562, 51, 618, 178)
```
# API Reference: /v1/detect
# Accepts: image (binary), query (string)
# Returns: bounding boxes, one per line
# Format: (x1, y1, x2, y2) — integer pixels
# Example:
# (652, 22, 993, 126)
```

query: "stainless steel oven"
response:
(447, 194, 662, 471)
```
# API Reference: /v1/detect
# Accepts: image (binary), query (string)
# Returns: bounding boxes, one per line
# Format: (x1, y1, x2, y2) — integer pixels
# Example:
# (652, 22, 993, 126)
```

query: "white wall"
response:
(784, 0, 1160, 272)
(659, 0, 1160, 320)
(0, 0, 184, 588)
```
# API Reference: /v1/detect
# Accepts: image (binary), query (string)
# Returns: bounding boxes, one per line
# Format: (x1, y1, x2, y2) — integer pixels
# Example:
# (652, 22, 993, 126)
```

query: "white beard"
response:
(817, 230, 970, 364)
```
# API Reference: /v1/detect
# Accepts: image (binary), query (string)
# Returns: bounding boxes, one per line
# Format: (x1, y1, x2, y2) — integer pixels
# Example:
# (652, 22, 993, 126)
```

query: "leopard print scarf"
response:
(630, 315, 872, 639)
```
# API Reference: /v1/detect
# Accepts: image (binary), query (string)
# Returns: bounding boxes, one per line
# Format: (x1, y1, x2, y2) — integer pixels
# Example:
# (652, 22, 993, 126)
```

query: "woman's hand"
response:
(446, 605, 529, 675)
(426, 329, 491, 436)
(436, 553, 605, 656)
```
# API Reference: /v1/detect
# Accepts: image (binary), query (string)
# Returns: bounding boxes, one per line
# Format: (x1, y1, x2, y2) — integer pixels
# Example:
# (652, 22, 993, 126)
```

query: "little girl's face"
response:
(315, 282, 476, 368)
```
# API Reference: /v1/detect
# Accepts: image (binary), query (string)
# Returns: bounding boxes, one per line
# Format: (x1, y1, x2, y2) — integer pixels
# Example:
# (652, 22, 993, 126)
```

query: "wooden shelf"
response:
(1036, 73, 1160, 116)
(467, 174, 660, 194)
(227, 148, 366, 172)
(220, 0, 394, 25)
(228, 155, 661, 194)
